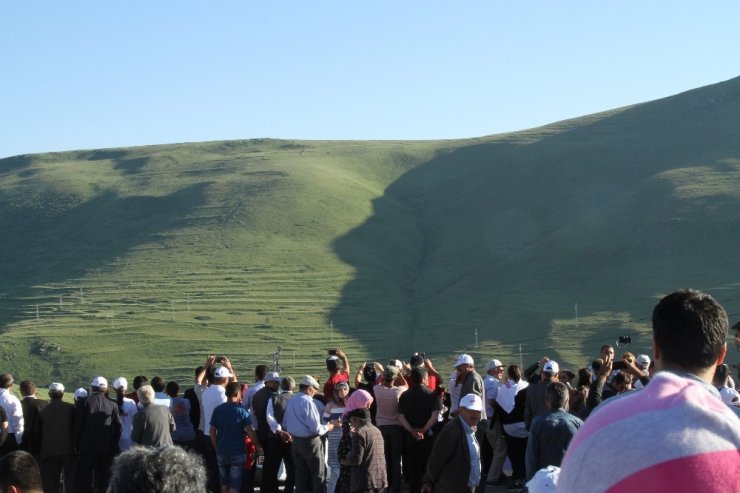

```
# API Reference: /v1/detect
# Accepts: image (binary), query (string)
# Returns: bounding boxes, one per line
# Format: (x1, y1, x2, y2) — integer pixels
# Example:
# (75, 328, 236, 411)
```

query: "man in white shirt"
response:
(0, 373, 24, 456)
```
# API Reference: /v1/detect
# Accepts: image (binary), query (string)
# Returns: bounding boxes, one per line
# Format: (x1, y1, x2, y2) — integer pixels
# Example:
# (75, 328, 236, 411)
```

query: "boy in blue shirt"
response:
(210, 382, 262, 493)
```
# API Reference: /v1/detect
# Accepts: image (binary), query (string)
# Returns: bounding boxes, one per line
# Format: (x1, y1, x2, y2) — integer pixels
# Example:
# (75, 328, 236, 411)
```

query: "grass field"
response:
(2, 76, 740, 389)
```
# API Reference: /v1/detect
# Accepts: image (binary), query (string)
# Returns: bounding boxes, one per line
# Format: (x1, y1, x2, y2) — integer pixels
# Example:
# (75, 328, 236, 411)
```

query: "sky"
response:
(1, 1, 739, 159)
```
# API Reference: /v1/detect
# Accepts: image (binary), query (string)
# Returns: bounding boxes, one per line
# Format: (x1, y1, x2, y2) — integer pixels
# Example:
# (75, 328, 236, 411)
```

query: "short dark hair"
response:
(410, 367, 428, 385)
(19, 380, 36, 397)
(652, 289, 728, 371)
(255, 365, 268, 381)
(0, 450, 43, 492)
(0, 373, 13, 389)
(109, 445, 206, 493)
(545, 382, 569, 409)
(194, 366, 204, 377)
(165, 381, 179, 398)
(132, 376, 148, 390)
(225, 382, 241, 398)
(150, 376, 165, 392)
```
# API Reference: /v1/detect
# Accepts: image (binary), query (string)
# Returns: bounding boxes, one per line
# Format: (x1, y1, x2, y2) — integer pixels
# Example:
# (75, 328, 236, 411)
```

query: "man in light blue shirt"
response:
(283, 375, 336, 493)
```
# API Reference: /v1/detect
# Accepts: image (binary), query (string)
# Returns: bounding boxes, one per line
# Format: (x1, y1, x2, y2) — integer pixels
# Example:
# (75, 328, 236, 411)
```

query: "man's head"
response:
(298, 375, 320, 396)
(382, 365, 399, 384)
(652, 289, 728, 375)
(280, 376, 296, 392)
(485, 359, 505, 379)
(91, 376, 108, 393)
(545, 382, 569, 410)
(19, 381, 35, 398)
(225, 382, 242, 402)
(454, 354, 475, 377)
(108, 445, 206, 493)
(165, 381, 179, 399)
(542, 360, 559, 381)
(150, 376, 165, 393)
(264, 372, 281, 390)
(255, 365, 268, 382)
(47, 383, 64, 400)
(212, 366, 232, 385)
(610, 372, 631, 394)
(0, 374, 14, 390)
(0, 450, 43, 493)
(458, 393, 483, 428)
(410, 353, 425, 368)
(410, 367, 429, 386)
(132, 375, 148, 391)
(137, 385, 155, 406)
(600, 345, 615, 361)
(326, 356, 341, 374)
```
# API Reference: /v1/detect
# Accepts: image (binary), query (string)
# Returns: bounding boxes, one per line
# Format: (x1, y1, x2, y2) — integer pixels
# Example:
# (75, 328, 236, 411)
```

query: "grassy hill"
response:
(2, 76, 740, 388)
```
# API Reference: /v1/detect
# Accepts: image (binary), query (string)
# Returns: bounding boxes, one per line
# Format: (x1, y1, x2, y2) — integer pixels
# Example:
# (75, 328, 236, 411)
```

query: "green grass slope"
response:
(2, 76, 740, 388)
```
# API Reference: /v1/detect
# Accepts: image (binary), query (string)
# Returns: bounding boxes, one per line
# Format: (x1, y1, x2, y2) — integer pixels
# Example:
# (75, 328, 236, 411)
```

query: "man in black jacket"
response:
(74, 376, 121, 493)
(19, 381, 46, 459)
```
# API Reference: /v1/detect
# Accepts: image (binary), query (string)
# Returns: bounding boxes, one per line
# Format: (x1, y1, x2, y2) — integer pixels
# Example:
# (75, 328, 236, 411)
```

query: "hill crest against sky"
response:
(1, 76, 740, 385)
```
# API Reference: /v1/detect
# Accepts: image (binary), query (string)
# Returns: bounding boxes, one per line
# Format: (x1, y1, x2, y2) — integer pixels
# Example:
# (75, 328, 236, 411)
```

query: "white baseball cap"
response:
(74, 388, 88, 399)
(636, 354, 651, 369)
(265, 372, 281, 383)
(459, 393, 483, 411)
(112, 377, 128, 390)
(213, 366, 233, 379)
(543, 361, 559, 374)
(91, 376, 108, 388)
(48, 382, 65, 393)
(526, 465, 560, 493)
(485, 359, 505, 371)
(454, 354, 474, 368)
(300, 375, 320, 389)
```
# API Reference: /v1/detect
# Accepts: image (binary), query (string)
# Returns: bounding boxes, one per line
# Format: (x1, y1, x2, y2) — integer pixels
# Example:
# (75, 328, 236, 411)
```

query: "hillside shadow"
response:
(329, 77, 740, 364)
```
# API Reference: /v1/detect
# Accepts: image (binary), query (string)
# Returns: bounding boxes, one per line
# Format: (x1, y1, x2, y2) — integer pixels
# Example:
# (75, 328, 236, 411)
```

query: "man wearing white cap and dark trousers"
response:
(423, 393, 483, 492)
(39, 383, 76, 493)
(483, 359, 508, 486)
(201, 364, 234, 493)
(524, 360, 559, 431)
(282, 375, 336, 493)
(74, 376, 121, 493)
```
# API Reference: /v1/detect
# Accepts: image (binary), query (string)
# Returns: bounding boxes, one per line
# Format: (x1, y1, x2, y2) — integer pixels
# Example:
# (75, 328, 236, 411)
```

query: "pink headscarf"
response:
(342, 389, 373, 418)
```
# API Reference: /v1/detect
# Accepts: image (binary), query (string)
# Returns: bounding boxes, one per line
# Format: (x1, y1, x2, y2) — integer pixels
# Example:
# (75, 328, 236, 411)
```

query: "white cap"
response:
(265, 372, 281, 383)
(459, 393, 483, 411)
(327, 355, 340, 361)
(454, 354, 474, 368)
(388, 359, 403, 369)
(636, 354, 651, 369)
(719, 387, 740, 407)
(214, 366, 233, 379)
(48, 382, 65, 393)
(543, 360, 559, 374)
(300, 375, 320, 389)
(91, 376, 108, 388)
(112, 377, 128, 390)
(74, 388, 88, 399)
(526, 465, 560, 493)
(485, 359, 504, 371)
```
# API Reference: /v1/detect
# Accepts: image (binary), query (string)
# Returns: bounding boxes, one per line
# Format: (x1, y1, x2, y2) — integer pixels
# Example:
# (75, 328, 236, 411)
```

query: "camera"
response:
(617, 336, 632, 346)
(327, 348, 338, 355)
(612, 361, 627, 370)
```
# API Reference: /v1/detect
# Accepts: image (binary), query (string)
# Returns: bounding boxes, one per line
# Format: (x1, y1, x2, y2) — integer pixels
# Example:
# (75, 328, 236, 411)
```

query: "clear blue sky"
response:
(2, 1, 739, 159)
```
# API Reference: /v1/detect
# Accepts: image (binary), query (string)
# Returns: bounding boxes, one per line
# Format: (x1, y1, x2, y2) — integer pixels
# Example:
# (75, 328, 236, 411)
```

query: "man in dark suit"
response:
(422, 394, 483, 493)
(19, 381, 47, 459)
(74, 376, 122, 493)
(39, 383, 76, 493)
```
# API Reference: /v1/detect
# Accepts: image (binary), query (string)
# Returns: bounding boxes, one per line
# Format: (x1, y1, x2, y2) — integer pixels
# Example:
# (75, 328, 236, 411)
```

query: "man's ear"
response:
(715, 343, 727, 365)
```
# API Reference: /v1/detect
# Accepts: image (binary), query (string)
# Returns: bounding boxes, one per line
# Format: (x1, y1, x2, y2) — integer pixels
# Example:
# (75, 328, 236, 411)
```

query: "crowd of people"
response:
(0, 288, 739, 493)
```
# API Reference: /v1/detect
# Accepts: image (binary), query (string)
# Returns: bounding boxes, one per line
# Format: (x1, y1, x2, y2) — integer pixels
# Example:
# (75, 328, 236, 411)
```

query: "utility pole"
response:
(474, 329, 479, 349)
(519, 343, 523, 369)
(36, 305, 40, 321)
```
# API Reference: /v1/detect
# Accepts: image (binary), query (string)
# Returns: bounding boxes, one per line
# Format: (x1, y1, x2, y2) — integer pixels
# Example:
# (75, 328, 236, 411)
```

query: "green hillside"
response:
(2, 76, 740, 388)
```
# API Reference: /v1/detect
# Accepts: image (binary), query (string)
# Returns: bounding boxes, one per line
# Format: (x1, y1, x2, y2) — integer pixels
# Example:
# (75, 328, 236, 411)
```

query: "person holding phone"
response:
(324, 349, 351, 402)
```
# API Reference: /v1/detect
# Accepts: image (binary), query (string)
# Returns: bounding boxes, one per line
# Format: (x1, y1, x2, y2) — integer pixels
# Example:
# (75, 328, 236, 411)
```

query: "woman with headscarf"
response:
(336, 389, 374, 493)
